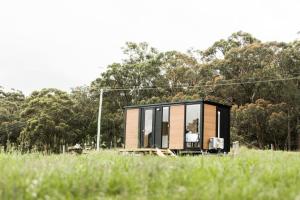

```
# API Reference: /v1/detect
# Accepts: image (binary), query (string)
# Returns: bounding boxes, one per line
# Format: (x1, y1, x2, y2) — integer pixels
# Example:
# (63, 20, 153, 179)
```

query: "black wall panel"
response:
(154, 107, 162, 148)
(218, 106, 230, 152)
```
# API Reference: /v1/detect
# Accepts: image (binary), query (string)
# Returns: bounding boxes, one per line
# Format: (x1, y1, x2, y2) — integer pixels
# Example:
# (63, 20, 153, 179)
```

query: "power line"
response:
(100, 73, 300, 92)
(104, 76, 300, 91)
(101, 76, 300, 92)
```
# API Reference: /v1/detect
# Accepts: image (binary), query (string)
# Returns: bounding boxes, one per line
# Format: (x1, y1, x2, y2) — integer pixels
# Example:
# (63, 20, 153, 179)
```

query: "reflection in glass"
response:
(144, 109, 153, 148)
(185, 104, 201, 148)
(161, 107, 169, 148)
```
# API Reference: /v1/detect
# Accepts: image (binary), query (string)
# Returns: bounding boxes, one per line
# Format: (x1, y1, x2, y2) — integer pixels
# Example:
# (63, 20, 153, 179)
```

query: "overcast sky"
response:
(0, 0, 299, 95)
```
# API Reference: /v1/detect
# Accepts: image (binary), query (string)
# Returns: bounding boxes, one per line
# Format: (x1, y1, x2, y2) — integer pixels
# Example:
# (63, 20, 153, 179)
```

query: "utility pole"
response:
(96, 89, 104, 151)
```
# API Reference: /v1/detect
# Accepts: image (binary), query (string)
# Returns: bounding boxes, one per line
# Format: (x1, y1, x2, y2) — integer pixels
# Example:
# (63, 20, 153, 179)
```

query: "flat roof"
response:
(125, 99, 232, 109)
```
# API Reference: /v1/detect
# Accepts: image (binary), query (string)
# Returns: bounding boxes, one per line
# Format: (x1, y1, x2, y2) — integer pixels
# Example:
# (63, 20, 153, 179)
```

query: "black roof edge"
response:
(124, 99, 232, 109)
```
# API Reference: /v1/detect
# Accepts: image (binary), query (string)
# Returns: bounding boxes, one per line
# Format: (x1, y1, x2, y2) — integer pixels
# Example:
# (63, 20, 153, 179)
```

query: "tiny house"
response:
(124, 100, 231, 153)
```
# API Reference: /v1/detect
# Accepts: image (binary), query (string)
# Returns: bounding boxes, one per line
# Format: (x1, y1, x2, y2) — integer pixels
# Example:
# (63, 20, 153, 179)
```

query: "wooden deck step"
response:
(119, 148, 177, 157)
(155, 148, 166, 157)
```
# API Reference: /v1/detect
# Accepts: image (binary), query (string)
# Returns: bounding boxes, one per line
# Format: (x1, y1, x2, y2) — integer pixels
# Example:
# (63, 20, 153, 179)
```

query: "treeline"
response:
(0, 31, 299, 152)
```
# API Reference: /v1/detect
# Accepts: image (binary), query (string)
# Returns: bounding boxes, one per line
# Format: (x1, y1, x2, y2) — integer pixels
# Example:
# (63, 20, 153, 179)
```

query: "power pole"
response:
(97, 89, 104, 151)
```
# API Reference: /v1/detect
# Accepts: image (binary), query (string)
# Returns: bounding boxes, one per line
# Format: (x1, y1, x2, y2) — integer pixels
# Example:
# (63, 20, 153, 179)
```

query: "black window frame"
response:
(184, 102, 203, 150)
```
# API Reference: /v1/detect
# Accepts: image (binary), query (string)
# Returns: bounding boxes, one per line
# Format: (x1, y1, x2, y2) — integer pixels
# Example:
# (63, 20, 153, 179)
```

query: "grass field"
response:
(1, 148, 300, 200)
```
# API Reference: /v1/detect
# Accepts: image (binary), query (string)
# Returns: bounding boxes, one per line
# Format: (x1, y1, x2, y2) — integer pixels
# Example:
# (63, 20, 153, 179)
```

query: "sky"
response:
(0, 0, 299, 95)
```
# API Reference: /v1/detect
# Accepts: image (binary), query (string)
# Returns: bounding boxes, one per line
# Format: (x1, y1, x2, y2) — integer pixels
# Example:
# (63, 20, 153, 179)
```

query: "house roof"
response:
(124, 99, 232, 109)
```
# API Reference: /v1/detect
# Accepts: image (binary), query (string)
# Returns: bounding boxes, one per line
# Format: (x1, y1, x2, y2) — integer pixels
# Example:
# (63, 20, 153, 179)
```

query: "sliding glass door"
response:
(140, 106, 170, 148)
(141, 108, 154, 148)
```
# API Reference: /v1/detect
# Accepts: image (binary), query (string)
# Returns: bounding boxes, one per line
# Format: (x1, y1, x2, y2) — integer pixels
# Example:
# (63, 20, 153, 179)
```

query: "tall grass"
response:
(1, 148, 300, 200)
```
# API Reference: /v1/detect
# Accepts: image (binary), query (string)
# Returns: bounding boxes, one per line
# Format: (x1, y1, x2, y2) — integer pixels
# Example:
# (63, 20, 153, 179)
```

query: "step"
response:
(120, 148, 177, 157)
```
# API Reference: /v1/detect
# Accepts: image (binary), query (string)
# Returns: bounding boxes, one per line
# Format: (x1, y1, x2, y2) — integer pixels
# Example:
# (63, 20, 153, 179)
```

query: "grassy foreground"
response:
(1, 148, 300, 200)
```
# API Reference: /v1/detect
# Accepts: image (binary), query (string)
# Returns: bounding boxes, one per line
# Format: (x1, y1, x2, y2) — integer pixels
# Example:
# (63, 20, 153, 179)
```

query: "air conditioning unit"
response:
(209, 137, 224, 150)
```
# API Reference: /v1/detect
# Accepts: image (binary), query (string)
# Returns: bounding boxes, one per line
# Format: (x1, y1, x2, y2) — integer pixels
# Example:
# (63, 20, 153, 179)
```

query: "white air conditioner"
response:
(209, 137, 224, 150)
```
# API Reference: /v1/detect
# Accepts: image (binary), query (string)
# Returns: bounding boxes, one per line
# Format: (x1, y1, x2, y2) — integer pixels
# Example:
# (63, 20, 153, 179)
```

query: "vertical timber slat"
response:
(203, 104, 217, 149)
(125, 109, 139, 148)
(169, 105, 184, 149)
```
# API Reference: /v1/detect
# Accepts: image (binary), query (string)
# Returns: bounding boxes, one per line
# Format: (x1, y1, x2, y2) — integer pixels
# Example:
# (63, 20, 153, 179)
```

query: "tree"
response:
(232, 99, 295, 150)
(69, 86, 98, 146)
(0, 87, 25, 151)
(89, 42, 166, 147)
(200, 31, 260, 62)
(19, 89, 74, 153)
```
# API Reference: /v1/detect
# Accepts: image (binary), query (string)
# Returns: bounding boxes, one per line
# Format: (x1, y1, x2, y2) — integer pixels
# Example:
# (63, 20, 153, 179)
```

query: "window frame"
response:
(184, 102, 203, 149)
(140, 107, 155, 148)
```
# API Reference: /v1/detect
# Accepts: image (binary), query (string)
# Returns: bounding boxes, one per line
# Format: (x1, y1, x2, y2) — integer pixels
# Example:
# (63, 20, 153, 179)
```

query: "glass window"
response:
(161, 107, 169, 148)
(143, 109, 153, 148)
(185, 104, 201, 148)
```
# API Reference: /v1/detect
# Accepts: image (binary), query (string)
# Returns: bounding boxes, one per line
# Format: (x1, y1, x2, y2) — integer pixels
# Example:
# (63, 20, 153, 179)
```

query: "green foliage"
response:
(0, 31, 299, 151)
(69, 86, 98, 146)
(232, 100, 292, 149)
(0, 88, 25, 151)
(1, 149, 300, 199)
(19, 89, 74, 153)
(200, 31, 261, 61)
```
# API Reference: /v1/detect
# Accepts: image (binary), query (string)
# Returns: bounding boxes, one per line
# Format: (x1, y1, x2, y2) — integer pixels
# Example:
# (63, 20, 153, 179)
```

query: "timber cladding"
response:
(169, 105, 184, 149)
(203, 104, 217, 149)
(125, 108, 139, 148)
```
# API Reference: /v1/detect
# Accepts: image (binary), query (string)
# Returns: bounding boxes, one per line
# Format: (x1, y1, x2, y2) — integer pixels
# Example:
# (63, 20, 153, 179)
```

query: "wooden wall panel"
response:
(169, 105, 184, 149)
(203, 104, 216, 149)
(125, 109, 139, 149)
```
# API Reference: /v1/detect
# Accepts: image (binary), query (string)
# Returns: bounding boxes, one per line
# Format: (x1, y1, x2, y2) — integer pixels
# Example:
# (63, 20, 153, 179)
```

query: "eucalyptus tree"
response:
(0, 87, 25, 151)
(197, 32, 300, 150)
(19, 89, 74, 153)
(90, 42, 166, 147)
(232, 99, 295, 150)
(69, 86, 98, 146)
